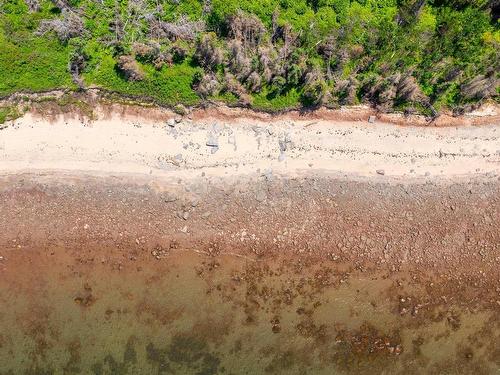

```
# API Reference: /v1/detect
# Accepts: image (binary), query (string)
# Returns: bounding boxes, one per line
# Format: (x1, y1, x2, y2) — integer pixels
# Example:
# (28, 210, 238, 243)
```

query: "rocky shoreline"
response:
(1, 171, 498, 304)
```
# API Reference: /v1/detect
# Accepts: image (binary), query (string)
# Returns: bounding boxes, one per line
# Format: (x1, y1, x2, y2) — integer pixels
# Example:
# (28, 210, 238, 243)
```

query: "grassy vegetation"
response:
(0, 0, 498, 113)
(0, 105, 21, 124)
(0, 0, 74, 94)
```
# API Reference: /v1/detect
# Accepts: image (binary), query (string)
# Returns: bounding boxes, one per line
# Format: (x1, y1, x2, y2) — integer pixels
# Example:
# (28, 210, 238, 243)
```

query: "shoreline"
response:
(0, 101, 498, 374)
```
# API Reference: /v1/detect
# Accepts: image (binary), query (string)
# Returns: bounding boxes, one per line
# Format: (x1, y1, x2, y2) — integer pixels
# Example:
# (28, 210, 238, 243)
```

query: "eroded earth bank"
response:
(0, 102, 499, 374)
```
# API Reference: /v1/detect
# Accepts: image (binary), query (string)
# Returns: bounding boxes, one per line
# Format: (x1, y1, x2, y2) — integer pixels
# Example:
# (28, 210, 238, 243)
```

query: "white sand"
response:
(0, 109, 499, 181)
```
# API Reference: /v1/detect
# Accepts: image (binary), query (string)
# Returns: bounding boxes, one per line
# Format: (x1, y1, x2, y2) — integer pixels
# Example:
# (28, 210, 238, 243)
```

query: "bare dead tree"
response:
(109, 6, 125, 44)
(68, 52, 86, 89)
(202, 0, 212, 15)
(227, 10, 265, 49)
(117, 55, 145, 81)
(319, 36, 337, 79)
(396, 0, 427, 25)
(336, 77, 359, 105)
(397, 74, 424, 102)
(149, 15, 205, 41)
(51, 0, 77, 12)
(225, 72, 252, 106)
(24, 0, 40, 12)
(194, 73, 221, 98)
(277, 24, 298, 70)
(271, 9, 280, 43)
(194, 33, 224, 70)
(132, 42, 160, 61)
(246, 71, 262, 93)
(303, 67, 327, 105)
(461, 74, 499, 100)
(258, 46, 276, 83)
(36, 11, 85, 42)
(120, 0, 155, 43)
(228, 40, 252, 80)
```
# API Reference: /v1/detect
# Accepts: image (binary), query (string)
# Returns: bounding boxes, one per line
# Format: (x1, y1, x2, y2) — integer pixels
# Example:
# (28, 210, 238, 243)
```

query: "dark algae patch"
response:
(0, 251, 498, 374)
(147, 334, 221, 375)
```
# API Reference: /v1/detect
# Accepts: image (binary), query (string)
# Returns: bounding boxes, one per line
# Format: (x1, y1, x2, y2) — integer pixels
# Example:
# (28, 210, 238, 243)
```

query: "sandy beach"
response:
(1, 100, 499, 180)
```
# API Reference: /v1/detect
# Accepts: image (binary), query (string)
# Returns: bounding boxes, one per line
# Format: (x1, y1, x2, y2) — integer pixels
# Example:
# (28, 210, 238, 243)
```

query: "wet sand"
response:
(0, 171, 498, 374)
(0, 102, 499, 373)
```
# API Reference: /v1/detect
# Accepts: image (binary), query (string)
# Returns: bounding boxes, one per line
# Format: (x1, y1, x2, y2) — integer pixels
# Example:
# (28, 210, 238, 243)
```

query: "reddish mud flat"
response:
(0, 171, 498, 374)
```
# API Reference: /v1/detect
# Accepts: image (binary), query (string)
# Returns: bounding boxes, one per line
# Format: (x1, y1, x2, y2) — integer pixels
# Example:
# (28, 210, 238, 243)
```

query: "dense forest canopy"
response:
(0, 0, 498, 113)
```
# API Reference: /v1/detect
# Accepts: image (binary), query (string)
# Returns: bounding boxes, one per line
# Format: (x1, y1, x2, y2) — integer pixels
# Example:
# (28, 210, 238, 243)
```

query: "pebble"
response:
(368, 116, 376, 123)
(164, 193, 177, 203)
(279, 139, 287, 152)
(191, 197, 200, 207)
(255, 190, 267, 202)
(376, 169, 385, 175)
(206, 135, 219, 147)
(167, 119, 175, 127)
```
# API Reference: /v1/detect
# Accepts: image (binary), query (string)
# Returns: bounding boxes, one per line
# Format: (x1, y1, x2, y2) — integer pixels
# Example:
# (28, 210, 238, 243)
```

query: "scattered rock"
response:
(255, 189, 267, 202)
(164, 193, 177, 203)
(271, 317, 281, 333)
(376, 169, 385, 175)
(252, 126, 261, 135)
(177, 211, 190, 220)
(151, 245, 169, 260)
(206, 135, 219, 147)
(191, 197, 200, 207)
(368, 115, 376, 123)
(167, 119, 175, 127)
(279, 140, 287, 152)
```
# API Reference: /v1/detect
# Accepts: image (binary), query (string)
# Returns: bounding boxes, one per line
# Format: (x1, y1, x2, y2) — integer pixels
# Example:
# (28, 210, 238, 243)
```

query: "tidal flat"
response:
(0, 172, 498, 374)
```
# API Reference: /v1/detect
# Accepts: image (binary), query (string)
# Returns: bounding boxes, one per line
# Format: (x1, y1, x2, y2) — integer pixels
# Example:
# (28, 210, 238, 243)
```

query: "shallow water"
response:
(0, 250, 498, 375)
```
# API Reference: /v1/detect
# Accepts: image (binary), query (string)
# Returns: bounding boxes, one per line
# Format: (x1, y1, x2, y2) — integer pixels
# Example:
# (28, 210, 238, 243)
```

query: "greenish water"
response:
(0, 250, 498, 375)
